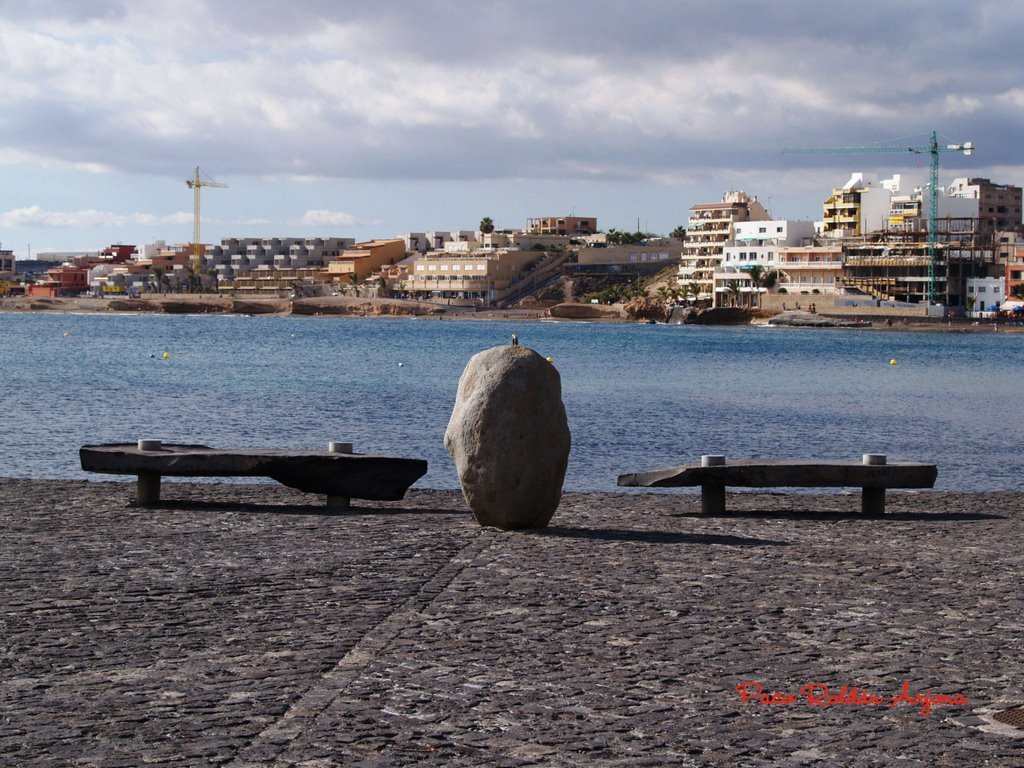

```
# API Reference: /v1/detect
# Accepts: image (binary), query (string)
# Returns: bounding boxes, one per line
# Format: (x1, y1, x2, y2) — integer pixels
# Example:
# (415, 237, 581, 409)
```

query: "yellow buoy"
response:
(63, 332, 70, 337)
(890, 359, 898, 365)
(163, 352, 171, 359)
(546, 356, 554, 363)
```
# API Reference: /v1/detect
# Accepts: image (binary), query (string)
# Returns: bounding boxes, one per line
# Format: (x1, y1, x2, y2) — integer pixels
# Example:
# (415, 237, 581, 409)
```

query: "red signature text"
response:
(736, 680, 968, 717)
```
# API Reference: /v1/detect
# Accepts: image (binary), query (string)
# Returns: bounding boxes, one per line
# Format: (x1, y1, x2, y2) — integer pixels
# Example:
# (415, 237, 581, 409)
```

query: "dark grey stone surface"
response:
(79, 444, 428, 501)
(1, 478, 1022, 766)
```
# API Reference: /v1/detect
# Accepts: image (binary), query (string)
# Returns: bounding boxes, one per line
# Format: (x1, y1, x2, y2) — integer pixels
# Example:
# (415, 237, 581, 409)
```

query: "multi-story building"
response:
(0, 244, 14, 280)
(326, 240, 406, 284)
(776, 245, 845, 296)
(1007, 245, 1024, 298)
(26, 265, 90, 297)
(401, 231, 477, 254)
(714, 220, 816, 306)
(226, 267, 327, 297)
(821, 173, 903, 237)
(677, 190, 770, 304)
(526, 216, 596, 237)
(947, 178, 1023, 234)
(403, 249, 562, 305)
(573, 243, 682, 276)
(840, 228, 995, 307)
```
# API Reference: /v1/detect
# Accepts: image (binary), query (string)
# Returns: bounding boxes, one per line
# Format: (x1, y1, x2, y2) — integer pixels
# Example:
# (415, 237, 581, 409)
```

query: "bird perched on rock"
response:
(511, 333, 519, 346)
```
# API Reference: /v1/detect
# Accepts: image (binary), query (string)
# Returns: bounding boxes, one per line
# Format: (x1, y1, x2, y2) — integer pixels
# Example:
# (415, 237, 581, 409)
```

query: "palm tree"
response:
(150, 266, 165, 294)
(725, 279, 741, 307)
(745, 265, 764, 308)
(670, 225, 686, 241)
(687, 282, 701, 306)
(479, 217, 495, 235)
(206, 268, 219, 293)
(183, 265, 198, 293)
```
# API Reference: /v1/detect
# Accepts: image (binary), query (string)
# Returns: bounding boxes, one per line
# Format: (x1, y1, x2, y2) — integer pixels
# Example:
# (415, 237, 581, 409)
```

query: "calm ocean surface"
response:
(1, 312, 1022, 492)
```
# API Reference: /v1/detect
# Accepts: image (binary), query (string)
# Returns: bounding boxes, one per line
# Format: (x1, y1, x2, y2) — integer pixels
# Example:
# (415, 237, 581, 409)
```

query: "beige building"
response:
(526, 216, 596, 236)
(326, 240, 406, 283)
(777, 245, 845, 295)
(404, 250, 551, 304)
(227, 267, 326, 297)
(677, 190, 770, 303)
(576, 244, 682, 273)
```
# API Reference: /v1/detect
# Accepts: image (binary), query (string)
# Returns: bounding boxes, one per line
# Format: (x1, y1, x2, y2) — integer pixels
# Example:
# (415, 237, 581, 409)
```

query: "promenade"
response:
(2, 478, 1022, 766)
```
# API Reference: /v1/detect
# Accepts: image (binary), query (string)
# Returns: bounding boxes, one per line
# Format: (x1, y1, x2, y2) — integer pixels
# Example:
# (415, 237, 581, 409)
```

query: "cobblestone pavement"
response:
(1, 478, 1022, 766)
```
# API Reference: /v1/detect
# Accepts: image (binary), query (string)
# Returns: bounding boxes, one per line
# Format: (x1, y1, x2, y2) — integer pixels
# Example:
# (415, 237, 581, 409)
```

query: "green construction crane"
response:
(783, 132, 974, 304)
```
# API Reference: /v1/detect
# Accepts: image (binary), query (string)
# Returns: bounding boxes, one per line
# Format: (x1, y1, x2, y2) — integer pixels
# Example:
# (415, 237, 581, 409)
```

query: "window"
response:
(428, 265, 437, 271)
(441, 265, 448, 271)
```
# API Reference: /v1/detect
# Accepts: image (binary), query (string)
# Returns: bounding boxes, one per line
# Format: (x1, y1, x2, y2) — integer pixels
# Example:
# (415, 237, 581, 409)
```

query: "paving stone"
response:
(1, 479, 1022, 765)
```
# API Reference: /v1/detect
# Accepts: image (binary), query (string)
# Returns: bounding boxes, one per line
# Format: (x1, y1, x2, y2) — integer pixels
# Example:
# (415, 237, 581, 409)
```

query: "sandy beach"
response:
(2, 478, 1022, 765)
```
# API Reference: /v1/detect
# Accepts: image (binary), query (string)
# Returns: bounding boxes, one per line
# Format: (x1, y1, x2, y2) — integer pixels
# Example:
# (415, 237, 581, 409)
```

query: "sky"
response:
(1, 0, 1022, 259)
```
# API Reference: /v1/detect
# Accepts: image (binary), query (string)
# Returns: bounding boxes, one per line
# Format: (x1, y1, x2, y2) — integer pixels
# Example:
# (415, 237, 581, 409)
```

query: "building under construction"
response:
(835, 217, 1001, 307)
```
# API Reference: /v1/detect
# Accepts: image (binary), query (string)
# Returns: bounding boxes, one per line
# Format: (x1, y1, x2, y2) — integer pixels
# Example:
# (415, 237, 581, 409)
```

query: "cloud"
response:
(296, 209, 367, 227)
(0, 0, 1021, 194)
(0, 205, 194, 228)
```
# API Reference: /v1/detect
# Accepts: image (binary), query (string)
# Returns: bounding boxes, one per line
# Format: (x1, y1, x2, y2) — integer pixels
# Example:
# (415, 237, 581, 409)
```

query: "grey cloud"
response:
(0, 0, 125, 23)
(1, 0, 1022, 190)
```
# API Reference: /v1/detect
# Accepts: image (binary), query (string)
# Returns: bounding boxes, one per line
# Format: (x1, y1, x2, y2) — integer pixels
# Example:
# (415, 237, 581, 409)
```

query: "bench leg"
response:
(861, 487, 885, 516)
(701, 484, 726, 515)
(136, 472, 161, 505)
(326, 495, 350, 510)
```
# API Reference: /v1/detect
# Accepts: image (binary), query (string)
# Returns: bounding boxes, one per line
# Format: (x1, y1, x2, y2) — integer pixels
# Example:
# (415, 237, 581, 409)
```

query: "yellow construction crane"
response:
(186, 167, 227, 276)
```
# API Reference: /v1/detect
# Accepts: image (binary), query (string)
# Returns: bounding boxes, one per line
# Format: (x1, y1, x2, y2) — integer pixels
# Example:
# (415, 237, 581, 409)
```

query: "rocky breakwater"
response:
(548, 302, 623, 320)
(290, 297, 440, 316)
(767, 309, 871, 328)
(445, 345, 571, 529)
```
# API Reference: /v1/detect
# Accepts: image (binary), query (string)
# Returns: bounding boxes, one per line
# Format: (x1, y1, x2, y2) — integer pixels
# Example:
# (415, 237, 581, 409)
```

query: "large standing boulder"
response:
(445, 345, 571, 529)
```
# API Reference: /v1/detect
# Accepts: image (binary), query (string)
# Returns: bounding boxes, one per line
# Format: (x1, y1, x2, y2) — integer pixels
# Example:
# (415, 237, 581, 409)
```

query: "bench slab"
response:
(80, 443, 428, 505)
(618, 458, 937, 489)
(618, 458, 937, 515)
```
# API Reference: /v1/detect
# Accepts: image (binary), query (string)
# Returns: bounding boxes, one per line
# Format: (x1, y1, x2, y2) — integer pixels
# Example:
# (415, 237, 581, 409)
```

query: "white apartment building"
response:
(678, 190, 770, 303)
(714, 220, 816, 306)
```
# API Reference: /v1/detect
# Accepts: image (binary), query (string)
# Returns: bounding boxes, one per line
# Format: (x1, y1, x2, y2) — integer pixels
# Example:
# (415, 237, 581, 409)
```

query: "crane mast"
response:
(185, 167, 228, 280)
(783, 132, 973, 304)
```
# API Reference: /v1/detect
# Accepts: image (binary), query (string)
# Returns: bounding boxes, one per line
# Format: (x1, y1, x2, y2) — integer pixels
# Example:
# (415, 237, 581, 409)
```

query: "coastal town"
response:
(2, 169, 1024, 324)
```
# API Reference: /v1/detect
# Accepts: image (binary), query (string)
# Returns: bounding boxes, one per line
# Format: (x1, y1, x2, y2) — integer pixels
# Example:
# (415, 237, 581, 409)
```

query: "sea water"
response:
(1, 312, 1021, 491)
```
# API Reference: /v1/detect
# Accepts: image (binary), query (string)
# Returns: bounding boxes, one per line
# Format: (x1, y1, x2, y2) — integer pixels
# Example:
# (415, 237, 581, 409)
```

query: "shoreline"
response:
(2, 478, 1022, 765)
(3, 294, 1023, 332)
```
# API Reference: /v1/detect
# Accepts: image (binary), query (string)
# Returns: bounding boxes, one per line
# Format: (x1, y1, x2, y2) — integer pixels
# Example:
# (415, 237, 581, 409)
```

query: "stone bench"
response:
(80, 440, 428, 509)
(617, 454, 937, 515)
